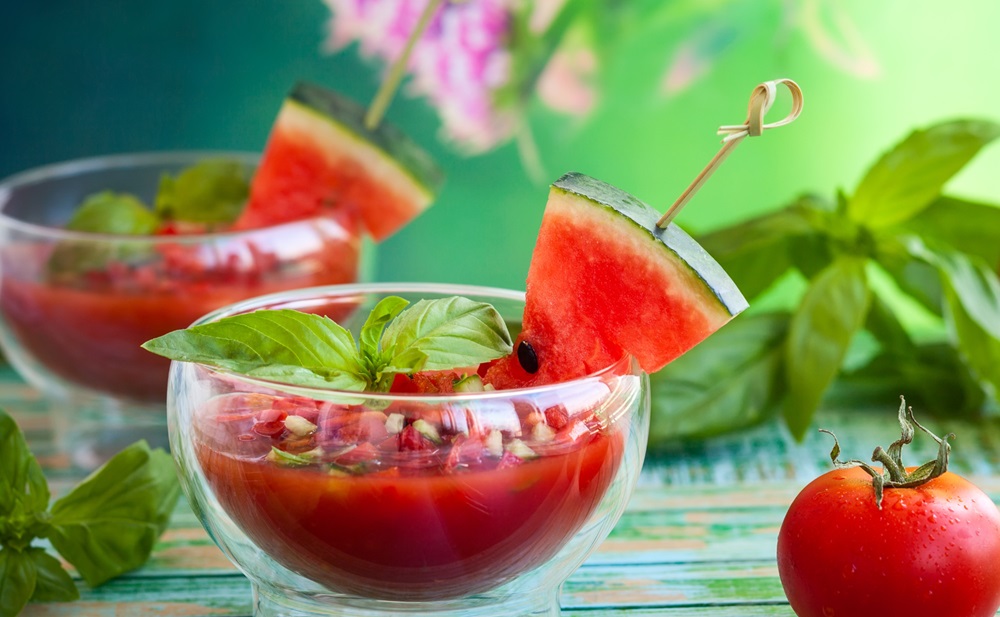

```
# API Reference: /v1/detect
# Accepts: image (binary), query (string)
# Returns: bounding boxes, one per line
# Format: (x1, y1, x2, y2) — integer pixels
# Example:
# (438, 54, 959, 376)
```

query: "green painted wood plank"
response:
(564, 561, 786, 608)
(21, 561, 790, 616)
(19, 575, 252, 616)
(564, 608, 794, 616)
(27, 562, 1000, 616)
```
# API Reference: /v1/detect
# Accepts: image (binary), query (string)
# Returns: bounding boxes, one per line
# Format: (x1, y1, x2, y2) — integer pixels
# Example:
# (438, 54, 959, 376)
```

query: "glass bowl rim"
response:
(181, 282, 636, 401)
(0, 150, 341, 243)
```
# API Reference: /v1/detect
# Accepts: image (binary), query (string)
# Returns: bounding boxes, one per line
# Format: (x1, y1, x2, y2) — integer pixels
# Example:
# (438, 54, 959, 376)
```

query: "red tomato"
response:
(777, 465, 1000, 617)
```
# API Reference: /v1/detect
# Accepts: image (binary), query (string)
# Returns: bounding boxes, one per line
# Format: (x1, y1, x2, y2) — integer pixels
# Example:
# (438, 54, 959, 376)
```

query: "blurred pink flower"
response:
(537, 45, 598, 117)
(322, 0, 518, 153)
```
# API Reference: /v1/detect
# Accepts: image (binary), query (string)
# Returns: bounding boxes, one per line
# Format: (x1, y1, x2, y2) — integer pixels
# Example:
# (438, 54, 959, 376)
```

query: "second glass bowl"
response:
(0, 151, 363, 464)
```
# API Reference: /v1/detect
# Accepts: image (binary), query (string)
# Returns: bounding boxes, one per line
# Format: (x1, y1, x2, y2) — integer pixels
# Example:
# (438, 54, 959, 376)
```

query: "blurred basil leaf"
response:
(864, 294, 914, 353)
(64, 191, 160, 235)
(903, 196, 1000, 267)
(847, 119, 1000, 229)
(26, 548, 78, 603)
(908, 239, 1000, 338)
(46, 441, 181, 587)
(875, 235, 944, 315)
(48, 191, 160, 276)
(945, 290, 1000, 401)
(0, 548, 35, 617)
(842, 342, 986, 418)
(155, 159, 249, 224)
(783, 256, 871, 439)
(649, 311, 789, 443)
(697, 202, 818, 300)
(0, 409, 50, 556)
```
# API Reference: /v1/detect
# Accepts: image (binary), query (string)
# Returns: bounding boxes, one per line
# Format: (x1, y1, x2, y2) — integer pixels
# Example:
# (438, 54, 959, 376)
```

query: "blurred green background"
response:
(2, 0, 999, 291)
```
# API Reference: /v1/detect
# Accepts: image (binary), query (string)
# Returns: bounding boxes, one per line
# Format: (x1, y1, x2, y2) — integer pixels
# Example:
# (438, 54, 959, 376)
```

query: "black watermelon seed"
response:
(517, 341, 539, 374)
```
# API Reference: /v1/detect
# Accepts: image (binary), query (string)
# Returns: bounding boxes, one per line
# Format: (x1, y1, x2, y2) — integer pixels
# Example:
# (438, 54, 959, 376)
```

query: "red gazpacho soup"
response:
(193, 370, 630, 600)
(0, 218, 359, 403)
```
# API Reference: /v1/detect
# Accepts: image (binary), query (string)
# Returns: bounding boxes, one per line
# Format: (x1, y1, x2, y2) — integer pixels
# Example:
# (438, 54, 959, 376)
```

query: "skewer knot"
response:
(717, 78, 804, 143)
(655, 78, 804, 228)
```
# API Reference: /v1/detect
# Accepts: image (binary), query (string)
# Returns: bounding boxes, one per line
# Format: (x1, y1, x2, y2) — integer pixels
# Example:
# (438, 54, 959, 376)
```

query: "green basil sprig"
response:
(0, 409, 180, 616)
(48, 159, 251, 279)
(650, 119, 1000, 443)
(142, 296, 514, 393)
(154, 159, 249, 224)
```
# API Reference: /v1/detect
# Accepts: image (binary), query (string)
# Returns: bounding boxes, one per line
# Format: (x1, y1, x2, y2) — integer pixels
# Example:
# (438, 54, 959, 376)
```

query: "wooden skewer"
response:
(656, 78, 804, 228)
(364, 0, 446, 130)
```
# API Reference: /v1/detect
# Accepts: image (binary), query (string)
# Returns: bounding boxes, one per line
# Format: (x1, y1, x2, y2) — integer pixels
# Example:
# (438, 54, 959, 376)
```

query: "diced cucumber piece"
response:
(267, 447, 320, 466)
(385, 412, 406, 435)
(284, 414, 318, 437)
(413, 419, 442, 444)
(454, 374, 486, 392)
(485, 429, 503, 458)
(531, 423, 556, 443)
(505, 438, 537, 460)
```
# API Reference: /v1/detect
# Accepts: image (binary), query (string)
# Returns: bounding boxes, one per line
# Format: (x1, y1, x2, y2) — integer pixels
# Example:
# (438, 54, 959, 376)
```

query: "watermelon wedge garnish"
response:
(235, 82, 444, 241)
(485, 172, 748, 389)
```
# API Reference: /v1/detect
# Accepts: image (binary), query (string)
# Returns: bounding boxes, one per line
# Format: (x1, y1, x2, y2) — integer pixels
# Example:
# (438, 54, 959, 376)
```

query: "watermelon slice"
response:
(485, 172, 748, 389)
(236, 82, 443, 241)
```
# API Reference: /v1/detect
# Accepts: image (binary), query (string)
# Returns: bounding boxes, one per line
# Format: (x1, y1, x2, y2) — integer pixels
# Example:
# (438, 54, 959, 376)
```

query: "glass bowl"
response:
(0, 151, 363, 466)
(168, 283, 649, 617)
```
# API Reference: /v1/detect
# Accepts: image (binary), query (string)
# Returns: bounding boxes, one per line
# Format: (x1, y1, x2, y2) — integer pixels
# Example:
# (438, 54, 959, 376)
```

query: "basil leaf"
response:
(382, 297, 513, 372)
(697, 202, 818, 300)
(944, 288, 1000, 401)
(48, 191, 161, 276)
(359, 297, 409, 363)
(843, 343, 987, 418)
(875, 235, 944, 315)
(903, 196, 1000, 267)
(27, 548, 78, 603)
(0, 409, 49, 523)
(0, 548, 36, 617)
(908, 239, 1000, 397)
(783, 256, 871, 439)
(45, 441, 181, 587)
(64, 191, 159, 235)
(908, 239, 1000, 339)
(847, 119, 1000, 229)
(864, 295, 914, 353)
(142, 310, 368, 391)
(154, 159, 249, 224)
(649, 311, 789, 443)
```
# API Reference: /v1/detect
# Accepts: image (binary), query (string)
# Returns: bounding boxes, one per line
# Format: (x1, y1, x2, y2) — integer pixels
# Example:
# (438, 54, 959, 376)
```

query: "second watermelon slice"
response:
(236, 82, 444, 241)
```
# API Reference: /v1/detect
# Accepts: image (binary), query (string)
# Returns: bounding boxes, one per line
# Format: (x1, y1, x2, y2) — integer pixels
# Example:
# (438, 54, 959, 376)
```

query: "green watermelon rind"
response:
(289, 81, 444, 196)
(551, 172, 748, 318)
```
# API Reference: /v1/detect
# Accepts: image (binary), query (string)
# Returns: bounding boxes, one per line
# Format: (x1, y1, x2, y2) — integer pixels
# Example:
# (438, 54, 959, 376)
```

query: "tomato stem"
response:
(819, 396, 954, 509)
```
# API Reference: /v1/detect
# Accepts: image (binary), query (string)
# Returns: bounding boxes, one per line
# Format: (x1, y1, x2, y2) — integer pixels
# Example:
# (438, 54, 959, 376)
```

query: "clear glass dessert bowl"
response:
(0, 151, 362, 465)
(167, 283, 649, 617)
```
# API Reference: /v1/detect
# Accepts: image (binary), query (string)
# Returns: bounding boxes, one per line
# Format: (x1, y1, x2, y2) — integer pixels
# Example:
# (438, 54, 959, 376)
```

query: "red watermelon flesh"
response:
(485, 173, 747, 389)
(235, 82, 443, 242)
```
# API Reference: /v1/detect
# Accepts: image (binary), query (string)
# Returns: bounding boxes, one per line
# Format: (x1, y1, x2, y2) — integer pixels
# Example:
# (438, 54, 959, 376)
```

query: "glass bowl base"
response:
(253, 584, 561, 617)
(48, 391, 168, 470)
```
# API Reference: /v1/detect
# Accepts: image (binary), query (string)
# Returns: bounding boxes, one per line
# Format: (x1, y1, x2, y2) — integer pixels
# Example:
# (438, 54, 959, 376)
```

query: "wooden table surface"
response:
(8, 368, 1000, 617)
